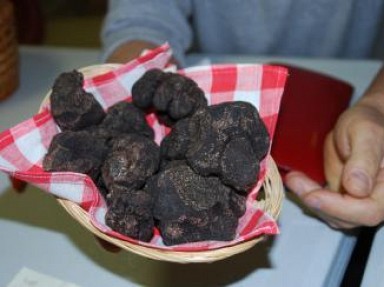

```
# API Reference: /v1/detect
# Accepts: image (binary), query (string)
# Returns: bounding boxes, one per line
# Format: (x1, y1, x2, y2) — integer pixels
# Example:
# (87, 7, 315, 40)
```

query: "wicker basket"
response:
(0, 0, 19, 100)
(41, 64, 285, 263)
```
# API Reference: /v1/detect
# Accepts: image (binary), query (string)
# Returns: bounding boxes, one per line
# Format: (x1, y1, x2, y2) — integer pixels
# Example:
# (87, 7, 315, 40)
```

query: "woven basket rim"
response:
(42, 63, 285, 263)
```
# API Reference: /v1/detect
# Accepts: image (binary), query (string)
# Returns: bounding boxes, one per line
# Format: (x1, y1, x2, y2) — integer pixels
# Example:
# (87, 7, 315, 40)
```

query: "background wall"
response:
(11, 0, 107, 47)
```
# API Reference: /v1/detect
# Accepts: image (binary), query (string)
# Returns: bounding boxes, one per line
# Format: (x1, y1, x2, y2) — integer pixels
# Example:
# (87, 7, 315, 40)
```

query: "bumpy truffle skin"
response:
(149, 162, 245, 244)
(209, 101, 270, 160)
(100, 101, 154, 139)
(160, 115, 199, 160)
(219, 136, 261, 191)
(154, 73, 207, 120)
(131, 68, 165, 109)
(158, 204, 239, 245)
(43, 130, 108, 181)
(101, 134, 160, 192)
(105, 187, 154, 242)
(50, 70, 106, 131)
(132, 69, 208, 123)
(185, 102, 270, 191)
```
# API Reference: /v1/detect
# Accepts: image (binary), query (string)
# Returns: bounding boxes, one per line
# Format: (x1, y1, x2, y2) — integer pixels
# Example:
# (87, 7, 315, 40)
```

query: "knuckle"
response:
(358, 120, 384, 139)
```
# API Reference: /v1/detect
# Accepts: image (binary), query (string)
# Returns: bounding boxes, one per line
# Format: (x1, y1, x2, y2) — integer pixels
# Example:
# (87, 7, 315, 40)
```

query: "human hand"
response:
(106, 40, 158, 64)
(95, 237, 121, 253)
(106, 40, 179, 67)
(9, 176, 27, 193)
(285, 98, 384, 229)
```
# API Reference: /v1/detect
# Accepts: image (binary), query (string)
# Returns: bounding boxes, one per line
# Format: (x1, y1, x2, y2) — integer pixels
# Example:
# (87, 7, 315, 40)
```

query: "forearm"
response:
(105, 40, 157, 63)
(105, 40, 179, 66)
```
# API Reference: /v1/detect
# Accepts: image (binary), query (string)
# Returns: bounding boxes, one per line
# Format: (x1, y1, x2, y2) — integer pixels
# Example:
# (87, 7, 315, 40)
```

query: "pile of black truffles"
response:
(43, 68, 270, 245)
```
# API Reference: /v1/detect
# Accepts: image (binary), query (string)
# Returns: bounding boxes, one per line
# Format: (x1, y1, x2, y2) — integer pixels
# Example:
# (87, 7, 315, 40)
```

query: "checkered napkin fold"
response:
(0, 43, 288, 250)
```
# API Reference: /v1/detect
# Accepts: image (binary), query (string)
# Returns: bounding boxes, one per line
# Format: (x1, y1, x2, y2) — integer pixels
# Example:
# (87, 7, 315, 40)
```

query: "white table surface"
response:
(361, 226, 384, 287)
(0, 46, 381, 287)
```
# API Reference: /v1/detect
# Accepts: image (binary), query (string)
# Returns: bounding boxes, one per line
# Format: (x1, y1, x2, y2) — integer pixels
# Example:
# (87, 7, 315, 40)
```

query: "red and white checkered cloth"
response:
(0, 43, 288, 251)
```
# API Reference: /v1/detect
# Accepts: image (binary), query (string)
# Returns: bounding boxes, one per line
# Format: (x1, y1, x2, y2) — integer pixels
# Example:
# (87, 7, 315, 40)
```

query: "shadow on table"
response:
(0, 185, 275, 286)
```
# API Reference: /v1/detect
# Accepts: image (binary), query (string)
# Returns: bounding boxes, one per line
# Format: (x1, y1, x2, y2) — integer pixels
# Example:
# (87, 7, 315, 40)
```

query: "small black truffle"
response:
(101, 134, 160, 193)
(50, 70, 106, 131)
(105, 187, 154, 242)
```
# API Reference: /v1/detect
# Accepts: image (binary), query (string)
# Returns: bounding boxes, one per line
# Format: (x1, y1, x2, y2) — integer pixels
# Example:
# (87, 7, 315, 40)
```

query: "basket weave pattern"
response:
(0, 0, 19, 100)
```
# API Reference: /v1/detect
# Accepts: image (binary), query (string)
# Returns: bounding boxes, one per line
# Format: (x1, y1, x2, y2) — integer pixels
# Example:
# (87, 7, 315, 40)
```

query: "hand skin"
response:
(106, 40, 179, 66)
(285, 65, 384, 229)
(106, 40, 158, 63)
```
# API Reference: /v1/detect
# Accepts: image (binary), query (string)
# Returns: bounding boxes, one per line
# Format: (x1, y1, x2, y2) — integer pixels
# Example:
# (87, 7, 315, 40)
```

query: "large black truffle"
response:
(149, 161, 246, 245)
(161, 101, 270, 192)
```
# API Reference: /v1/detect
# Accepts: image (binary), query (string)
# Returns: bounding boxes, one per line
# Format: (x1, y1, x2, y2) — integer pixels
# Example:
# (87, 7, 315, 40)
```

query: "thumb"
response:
(342, 129, 384, 197)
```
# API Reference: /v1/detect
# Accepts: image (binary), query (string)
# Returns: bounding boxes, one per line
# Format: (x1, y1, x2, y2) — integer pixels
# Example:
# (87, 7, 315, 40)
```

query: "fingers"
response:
(286, 171, 384, 228)
(323, 132, 343, 191)
(302, 189, 383, 227)
(285, 171, 321, 197)
(342, 126, 384, 197)
(95, 236, 121, 253)
(9, 176, 28, 193)
(332, 106, 384, 197)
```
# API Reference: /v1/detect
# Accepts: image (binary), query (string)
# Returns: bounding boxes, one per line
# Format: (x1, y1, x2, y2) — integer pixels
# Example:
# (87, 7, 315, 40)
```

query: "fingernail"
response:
(305, 196, 322, 210)
(348, 170, 370, 195)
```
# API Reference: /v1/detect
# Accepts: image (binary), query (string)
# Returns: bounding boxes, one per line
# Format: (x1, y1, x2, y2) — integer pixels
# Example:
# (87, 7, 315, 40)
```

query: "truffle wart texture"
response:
(161, 101, 270, 192)
(43, 130, 109, 181)
(100, 101, 154, 139)
(101, 134, 160, 195)
(131, 68, 165, 109)
(132, 69, 208, 123)
(105, 186, 155, 242)
(149, 161, 246, 245)
(50, 70, 106, 131)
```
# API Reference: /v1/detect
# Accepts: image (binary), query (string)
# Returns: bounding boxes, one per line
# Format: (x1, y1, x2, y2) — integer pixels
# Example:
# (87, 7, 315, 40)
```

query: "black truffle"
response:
(132, 69, 208, 123)
(101, 134, 160, 193)
(43, 130, 108, 181)
(149, 162, 246, 245)
(105, 186, 154, 242)
(50, 70, 106, 131)
(131, 68, 166, 109)
(100, 101, 154, 139)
